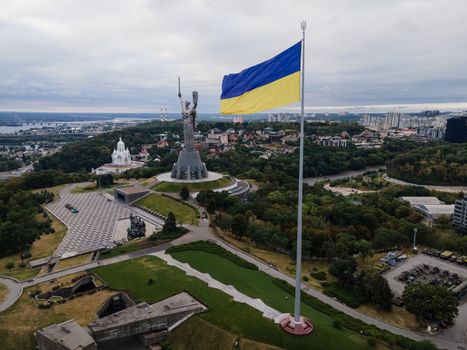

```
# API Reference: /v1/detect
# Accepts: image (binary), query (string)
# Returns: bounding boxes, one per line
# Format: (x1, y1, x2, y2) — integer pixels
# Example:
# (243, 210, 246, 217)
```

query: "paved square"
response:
(46, 192, 131, 256)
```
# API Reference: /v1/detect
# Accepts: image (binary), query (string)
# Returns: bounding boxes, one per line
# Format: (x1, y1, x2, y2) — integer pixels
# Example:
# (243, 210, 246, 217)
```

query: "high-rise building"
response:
(453, 196, 467, 234)
(445, 115, 467, 143)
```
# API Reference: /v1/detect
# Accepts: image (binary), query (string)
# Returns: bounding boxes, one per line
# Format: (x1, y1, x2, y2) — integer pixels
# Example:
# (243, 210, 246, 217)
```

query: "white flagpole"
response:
(294, 20, 307, 323)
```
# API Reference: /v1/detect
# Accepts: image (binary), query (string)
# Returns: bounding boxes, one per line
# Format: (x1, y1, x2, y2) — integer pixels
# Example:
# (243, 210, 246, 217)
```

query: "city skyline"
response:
(1, 0, 467, 113)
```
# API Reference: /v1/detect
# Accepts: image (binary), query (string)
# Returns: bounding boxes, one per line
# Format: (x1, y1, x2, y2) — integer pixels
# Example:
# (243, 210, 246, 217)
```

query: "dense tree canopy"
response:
(403, 283, 459, 323)
(387, 143, 467, 185)
(0, 155, 21, 172)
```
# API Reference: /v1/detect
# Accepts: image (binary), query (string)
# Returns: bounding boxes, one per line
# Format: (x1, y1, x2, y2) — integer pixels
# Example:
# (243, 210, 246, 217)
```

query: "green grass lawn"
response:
(136, 193, 199, 224)
(153, 176, 232, 192)
(91, 256, 367, 350)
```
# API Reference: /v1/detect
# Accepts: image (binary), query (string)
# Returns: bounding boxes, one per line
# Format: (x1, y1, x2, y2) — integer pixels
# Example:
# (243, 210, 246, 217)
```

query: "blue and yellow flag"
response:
(220, 41, 301, 114)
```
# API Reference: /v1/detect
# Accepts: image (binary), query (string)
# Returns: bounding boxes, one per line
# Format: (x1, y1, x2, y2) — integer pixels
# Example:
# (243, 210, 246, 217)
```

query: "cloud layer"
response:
(1, 0, 466, 113)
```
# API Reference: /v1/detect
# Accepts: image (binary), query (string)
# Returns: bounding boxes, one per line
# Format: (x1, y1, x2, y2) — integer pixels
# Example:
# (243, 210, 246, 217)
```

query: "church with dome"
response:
(93, 137, 145, 175)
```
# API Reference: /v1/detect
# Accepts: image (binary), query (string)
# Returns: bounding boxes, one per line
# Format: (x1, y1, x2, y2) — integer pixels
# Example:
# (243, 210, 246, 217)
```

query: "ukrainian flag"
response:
(220, 41, 301, 114)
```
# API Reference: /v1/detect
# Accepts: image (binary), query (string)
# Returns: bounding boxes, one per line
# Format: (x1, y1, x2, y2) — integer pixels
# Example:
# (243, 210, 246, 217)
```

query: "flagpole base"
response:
(279, 314, 314, 335)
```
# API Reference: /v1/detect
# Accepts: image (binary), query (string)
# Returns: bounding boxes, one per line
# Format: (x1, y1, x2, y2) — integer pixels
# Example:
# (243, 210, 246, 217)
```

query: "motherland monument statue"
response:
(170, 78, 208, 180)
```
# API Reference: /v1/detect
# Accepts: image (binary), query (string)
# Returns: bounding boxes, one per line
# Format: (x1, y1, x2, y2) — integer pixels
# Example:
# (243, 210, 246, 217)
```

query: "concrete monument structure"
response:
(171, 78, 208, 180)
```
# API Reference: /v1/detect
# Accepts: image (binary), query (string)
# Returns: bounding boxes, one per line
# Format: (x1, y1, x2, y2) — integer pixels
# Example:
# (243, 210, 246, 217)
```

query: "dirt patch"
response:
(358, 304, 421, 331)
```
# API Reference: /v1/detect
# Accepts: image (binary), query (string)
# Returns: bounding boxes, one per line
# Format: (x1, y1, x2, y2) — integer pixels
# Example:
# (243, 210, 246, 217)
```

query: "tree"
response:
(231, 214, 248, 238)
(360, 269, 392, 311)
(163, 212, 177, 233)
(5, 262, 14, 271)
(355, 239, 373, 261)
(403, 283, 459, 323)
(215, 212, 232, 233)
(179, 186, 190, 200)
(96, 173, 114, 188)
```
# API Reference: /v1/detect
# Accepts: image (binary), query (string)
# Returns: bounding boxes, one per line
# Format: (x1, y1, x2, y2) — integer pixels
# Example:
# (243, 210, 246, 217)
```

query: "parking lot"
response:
(47, 191, 131, 257)
(384, 254, 467, 297)
(384, 253, 467, 344)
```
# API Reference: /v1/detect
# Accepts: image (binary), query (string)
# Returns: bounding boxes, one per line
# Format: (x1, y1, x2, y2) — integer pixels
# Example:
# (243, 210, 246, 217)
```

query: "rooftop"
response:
(114, 186, 150, 195)
(89, 292, 207, 333)
(400, 196, 444, 206)
(414, 204, 455, 215)
(36, 319, 96, 350)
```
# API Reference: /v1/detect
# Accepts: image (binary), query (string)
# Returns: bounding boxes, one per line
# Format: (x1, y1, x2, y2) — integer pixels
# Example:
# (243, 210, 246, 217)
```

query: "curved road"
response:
(0, 277, 23, 312)
(383, 174, 467, 193)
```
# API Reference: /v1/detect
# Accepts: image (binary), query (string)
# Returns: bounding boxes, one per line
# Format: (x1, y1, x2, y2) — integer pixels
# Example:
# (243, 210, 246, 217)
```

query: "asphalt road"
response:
(383, 174, 467, 193)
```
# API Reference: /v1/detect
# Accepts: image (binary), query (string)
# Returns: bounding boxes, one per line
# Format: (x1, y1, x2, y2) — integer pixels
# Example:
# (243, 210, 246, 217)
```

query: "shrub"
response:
(29, 289, 41, 297)
(5, 262, 14, 270)
(147, 278, 154, 285)
(333, 319, 343, 329)
(19, 262, 26, 268)
(322, 282, 365, 308)
(310, 271, 327, 281)
(368, 337, 377, 348)
(51, 285, 60, 291)
(303, 276, 309, 282)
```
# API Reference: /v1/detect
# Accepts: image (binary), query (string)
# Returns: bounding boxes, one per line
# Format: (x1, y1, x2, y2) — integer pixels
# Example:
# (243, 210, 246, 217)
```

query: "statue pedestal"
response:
(171, 149, 208, 180)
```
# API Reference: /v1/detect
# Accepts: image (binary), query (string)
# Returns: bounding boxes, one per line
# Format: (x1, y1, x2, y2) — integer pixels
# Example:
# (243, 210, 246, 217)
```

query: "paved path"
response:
(383, 174, 467, 193)
(152, 251, 282, 321)
(0, 277, 23, 312)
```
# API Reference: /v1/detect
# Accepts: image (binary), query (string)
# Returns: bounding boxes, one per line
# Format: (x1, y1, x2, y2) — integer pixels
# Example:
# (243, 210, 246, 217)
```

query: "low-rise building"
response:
(35, 320, 97, 350)
(400, 196, 454, 222)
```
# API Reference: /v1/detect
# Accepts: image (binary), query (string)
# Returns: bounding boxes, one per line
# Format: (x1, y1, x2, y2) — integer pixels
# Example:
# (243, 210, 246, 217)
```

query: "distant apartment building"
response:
(453, 196, 467, 234)
(361, 113, 443, 132)
(267, 113, 292, 123)
(416, 127, 445, 140)
(233, 116, 243, 124)
(445, 114, 467, 143)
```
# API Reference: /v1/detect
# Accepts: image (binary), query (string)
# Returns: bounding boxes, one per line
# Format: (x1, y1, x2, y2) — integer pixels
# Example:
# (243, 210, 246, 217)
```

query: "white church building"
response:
(93, 138, 145, 175)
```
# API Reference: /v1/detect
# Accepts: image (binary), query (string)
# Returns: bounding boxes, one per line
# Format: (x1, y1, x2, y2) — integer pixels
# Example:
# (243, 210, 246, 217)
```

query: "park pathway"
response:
(0, 277, 23, 312)
(151, 251, 283, 321)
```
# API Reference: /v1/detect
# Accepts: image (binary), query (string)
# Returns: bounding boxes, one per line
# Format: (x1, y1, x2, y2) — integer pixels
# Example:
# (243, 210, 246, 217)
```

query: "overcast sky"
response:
(1, 0, 467, 113)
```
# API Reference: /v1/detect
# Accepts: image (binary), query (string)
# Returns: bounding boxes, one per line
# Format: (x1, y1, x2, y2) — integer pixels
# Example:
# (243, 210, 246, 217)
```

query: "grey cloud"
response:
(0, 0, 466, 112)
